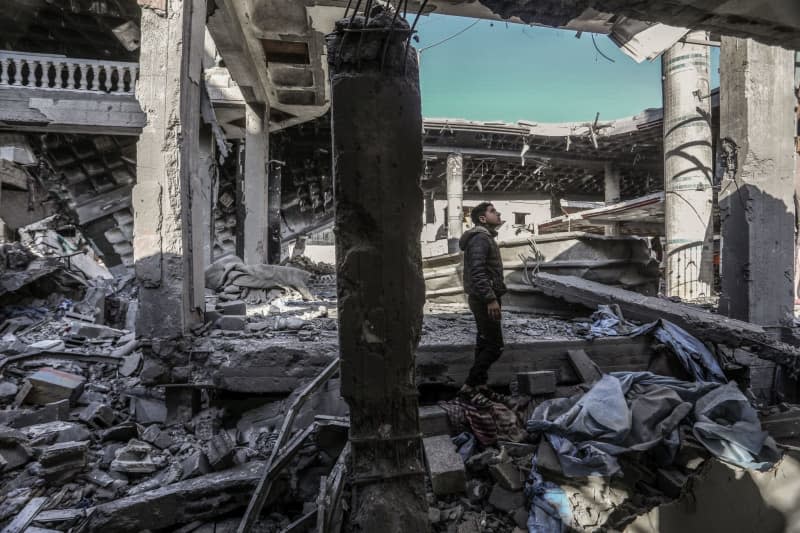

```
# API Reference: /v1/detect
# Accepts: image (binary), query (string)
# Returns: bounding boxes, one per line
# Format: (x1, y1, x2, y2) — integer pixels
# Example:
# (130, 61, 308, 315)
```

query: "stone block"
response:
(489, 461, 524, 491)
(23, 421, 91, 445)
(217, 300, 246, 316)
(130, 396, 167, 425)
(205, 431, 235, 470)
(181, 450, 212, 480)
(419, 405, 451, 437)
(79, 402, 115, 428)
(488, 485, 526, 513)
(24, 368, 86, 406)
(517, 371, 556, 396)
(5, 400, 70, 428)
(39, 440, 88, 482)
(101, 422, 139, 443)
(216, 315, 246, 331)
(141, 425, 174, 450)
(423, 435, 466, 496)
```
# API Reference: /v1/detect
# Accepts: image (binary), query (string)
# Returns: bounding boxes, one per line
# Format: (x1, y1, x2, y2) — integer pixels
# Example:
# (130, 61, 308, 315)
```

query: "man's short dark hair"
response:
(471, 202, 493, 225)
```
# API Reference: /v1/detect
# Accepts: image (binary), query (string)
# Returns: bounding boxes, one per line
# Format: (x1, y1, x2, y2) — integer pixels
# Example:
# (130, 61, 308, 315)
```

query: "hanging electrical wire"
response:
(419, 19, 481, 53)
(591, 33, 616, 63)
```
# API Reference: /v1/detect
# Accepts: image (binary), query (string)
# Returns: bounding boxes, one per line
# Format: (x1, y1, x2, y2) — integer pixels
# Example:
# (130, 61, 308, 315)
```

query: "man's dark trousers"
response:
(465, 295, 504, 387)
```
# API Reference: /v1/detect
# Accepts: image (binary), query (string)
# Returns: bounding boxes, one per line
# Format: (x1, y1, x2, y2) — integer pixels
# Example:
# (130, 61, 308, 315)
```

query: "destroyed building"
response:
(0, 0, 799, 532)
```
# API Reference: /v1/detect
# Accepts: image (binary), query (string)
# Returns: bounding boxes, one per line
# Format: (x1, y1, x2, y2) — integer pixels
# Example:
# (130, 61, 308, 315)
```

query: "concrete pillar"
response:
(327, 12, 429, 533)
(446, 152, 463, 253)
(603, 162, 621, 236)
(243, 102, 269, 265)
(267, 161, 282, 264)
(133, 0, 206, 338)
(719, 37, 796, 328)
(197, 124, 214, 275)
(661, 31, 714, 302)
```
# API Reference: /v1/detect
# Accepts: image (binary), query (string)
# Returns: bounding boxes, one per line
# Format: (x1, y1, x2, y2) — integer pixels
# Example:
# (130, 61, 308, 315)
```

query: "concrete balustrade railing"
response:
(0, 51, 139, 95)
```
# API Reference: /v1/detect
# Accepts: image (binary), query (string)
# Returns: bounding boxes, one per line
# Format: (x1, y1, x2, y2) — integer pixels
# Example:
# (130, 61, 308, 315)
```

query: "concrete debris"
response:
(423, 435, 467, 496)
(516, 370, 557, 396)
(23, 368, 85, 406)
(38, 440, 88, 482)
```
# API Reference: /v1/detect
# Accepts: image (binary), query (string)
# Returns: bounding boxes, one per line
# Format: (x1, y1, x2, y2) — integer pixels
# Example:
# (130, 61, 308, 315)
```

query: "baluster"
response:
(0, 58, 7, 86)
(12, 59, 23, 86)
(78, 63, 87, 90)
(131, 66, 139, 95)
(94, 64, 103, 92)
(66, 62, 75, 90)
(33, 60, 40, 87)
(116, 67, 124, 93)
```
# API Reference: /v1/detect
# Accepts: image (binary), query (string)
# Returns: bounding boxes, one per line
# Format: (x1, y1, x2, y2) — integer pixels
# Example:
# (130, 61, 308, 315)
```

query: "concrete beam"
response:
(719, 37, 797, 329)
(0, 87, 144, 135)
(133, 0, 207, 338)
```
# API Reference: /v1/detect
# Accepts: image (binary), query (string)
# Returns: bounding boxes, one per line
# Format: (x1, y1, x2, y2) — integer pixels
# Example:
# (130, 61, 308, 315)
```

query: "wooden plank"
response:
(533, 273, 800, 373)
(0, 497, 47, 533)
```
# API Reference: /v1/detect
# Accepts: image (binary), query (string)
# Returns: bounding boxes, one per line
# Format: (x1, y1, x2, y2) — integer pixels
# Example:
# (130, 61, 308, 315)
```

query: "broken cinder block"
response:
(489, 461, 524, 491)
(79, 402, 115, 428)
(423, 435, 467, 496)
(24, 368, 86, 406)
(204, 431, 235, 470)
(517, 370, 556, 396)
(217, 300, 246, 316)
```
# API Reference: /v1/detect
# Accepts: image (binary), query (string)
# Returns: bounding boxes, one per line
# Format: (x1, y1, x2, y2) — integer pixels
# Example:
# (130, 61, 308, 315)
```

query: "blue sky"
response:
(415, 15, 720, 123)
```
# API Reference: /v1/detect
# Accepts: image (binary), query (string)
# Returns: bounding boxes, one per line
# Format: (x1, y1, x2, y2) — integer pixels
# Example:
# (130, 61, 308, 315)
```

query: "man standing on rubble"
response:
(458, 202, 507, 406)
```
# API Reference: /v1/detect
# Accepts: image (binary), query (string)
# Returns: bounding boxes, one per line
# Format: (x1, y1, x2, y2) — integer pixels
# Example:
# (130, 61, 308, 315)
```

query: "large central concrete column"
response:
(133, 0, 206, 338)
(603, 161, 621, 236)
(243, 102, 269, 265)
(327, 11, 428, 533)
(662, 32, 715, 301)
(719, 37, 796, 328)
(446, 152, 463, 253)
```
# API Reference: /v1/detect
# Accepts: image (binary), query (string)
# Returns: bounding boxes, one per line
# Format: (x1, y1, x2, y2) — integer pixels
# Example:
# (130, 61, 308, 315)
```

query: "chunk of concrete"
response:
(0, 426, 32, 471)
(423, 435, 466, 496)
(89, 461, 266, 531)
(419, 405, 451, 437)
(3, 400, 70, 428)
(141, 425, 174, 450)
(130, 396, 167, 424)
(489, 461, 524, 491)
(39, 440, 88, 482)
(181, 450, 212, 480)
(101, 422, 139, 443)
(110, 439, 158, 473)
(517, 371, 556, 396)
(488, 485, 526, 513)
(79, 402, 115, 428)
(23, 421, 91, 445)
(217, 300, 246, 316)
(24, 368, 86, 406)
(216, 315, 246, 331)
(0, 380, 18, 399)
(205, 431, 235, 470)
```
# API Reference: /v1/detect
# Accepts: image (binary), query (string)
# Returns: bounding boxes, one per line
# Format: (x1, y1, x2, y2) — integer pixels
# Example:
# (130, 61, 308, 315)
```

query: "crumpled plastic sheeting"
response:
(584, 305, 726, 384)
(526, 459, 570, 533)
(631, 319, 727, 384)
(582, 304, 631, 338)
(204, 255, 313, 299)
(527, 372, 779, 478)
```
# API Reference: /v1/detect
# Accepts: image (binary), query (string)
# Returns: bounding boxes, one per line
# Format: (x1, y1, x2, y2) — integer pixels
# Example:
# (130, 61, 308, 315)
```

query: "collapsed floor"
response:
(2, 229, 800, 533)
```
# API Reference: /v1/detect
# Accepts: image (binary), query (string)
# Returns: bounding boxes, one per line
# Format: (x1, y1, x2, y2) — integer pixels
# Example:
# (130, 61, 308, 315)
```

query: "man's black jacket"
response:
(459, 225, 507, 303)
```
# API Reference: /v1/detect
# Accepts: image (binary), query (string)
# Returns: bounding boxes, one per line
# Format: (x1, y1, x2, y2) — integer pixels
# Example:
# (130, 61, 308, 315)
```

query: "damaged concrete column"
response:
(243, 102, 270, 265)
(267, 160, 282, 264)
(719, 37, 796, 328)
(133, 0, 207, 338)
(446, 152, 463, 253)
(603, 162, 621, 236)
(327, 10, 429, 533)
(661, 32, 714, 301)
